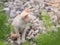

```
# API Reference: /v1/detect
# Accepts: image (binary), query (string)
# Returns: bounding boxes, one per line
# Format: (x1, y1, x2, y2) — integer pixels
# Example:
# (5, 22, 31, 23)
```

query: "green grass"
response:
(32, 26, 60, 45)
(0, 41, 6, 45)
(0, 3, 11, 41)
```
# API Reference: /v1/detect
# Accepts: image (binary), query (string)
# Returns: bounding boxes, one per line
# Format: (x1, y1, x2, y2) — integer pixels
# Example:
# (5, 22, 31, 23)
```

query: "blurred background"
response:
(0, 0, 60, 45)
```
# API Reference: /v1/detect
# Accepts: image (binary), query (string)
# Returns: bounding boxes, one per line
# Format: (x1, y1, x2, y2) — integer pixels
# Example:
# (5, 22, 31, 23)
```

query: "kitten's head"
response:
(22, 8, 32, 22)
(23, 14, 32, 22)
(24, 8, 31, 13)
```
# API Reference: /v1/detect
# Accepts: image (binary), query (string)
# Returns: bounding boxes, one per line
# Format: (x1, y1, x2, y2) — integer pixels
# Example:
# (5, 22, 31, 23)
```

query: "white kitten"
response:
(11, 8, 33, 43)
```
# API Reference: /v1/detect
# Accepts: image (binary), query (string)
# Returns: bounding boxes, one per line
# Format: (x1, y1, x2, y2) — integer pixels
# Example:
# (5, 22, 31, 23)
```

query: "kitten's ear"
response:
(23, 14, 28, 19)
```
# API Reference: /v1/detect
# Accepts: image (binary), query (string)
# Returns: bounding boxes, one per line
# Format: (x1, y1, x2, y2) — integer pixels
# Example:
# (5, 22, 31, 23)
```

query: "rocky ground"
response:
(0, 0, 60, 45)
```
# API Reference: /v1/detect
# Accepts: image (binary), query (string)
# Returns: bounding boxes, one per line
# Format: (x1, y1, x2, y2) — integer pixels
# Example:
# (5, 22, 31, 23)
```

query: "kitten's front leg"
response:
(16, 36, 21, 45)
(21, 26, 30, 43)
